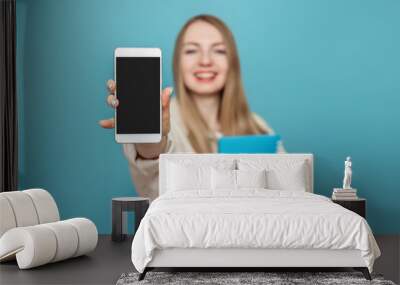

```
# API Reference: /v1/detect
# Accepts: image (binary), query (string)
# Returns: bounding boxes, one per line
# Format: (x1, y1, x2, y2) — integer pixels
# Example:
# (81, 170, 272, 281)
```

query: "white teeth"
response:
(194, 72, 216, 79)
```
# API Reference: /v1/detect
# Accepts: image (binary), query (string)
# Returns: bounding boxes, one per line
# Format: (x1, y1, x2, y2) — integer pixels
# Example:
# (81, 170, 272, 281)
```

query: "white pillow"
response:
(167, 162, 211, 191)
(266, 167, 307, 191)
(211, 168, 236, 190)
(238, 159, 308, 191)
(211, 169, 268, 190)
(166, 159, 236, 192)
(236, 169, 267, 189)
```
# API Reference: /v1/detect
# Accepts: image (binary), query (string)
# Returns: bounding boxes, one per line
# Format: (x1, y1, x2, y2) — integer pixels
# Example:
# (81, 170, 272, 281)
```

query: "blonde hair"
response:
(173, 14, 267, 153)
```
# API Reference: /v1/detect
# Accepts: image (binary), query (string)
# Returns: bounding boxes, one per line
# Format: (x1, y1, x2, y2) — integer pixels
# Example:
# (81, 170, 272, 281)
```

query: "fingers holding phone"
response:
(161, 87, 173, 136)
(106, 80, 119, 108)
(98, 80, 117, 128)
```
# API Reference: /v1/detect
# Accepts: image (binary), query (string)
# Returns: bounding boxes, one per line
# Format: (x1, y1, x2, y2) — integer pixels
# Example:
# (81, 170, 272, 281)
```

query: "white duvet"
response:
(131, 190, 380, 273)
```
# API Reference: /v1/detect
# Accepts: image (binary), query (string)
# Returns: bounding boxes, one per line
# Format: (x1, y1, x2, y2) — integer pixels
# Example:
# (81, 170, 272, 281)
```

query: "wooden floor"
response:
(0, 235, 399, 285)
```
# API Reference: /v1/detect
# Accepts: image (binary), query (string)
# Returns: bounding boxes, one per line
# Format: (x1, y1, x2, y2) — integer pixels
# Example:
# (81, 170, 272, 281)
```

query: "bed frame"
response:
(139, 154, 371, 281)
(141, 248, 370, 280)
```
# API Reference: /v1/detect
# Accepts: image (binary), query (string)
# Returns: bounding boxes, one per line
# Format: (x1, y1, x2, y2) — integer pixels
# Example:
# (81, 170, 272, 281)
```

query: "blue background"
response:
(16, 0, 400, 234)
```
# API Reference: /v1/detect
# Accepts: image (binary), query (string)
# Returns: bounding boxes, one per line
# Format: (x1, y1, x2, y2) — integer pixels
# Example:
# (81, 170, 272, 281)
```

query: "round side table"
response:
(112, 197, 150, 242)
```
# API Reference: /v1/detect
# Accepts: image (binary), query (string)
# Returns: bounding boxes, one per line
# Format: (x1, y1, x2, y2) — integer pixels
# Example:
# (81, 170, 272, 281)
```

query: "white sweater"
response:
(122, 97, 285, 200)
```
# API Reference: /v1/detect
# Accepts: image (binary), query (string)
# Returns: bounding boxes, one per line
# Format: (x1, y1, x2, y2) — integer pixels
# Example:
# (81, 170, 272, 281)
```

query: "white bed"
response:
(131, 154, 380, 280)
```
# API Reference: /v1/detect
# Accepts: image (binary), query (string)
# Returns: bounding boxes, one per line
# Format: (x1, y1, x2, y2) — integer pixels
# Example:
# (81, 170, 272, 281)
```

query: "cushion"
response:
(64, 218, 98, 257)
(42, 221, 79, 262)
(23, 189, 60, 224)
(0, 191, 39, 227)
(167, 162, 211, 191)
(238, 159, 308, 191)
(236, 169, 267, 189)
(211, 169, 268, 190)
(211, 168, 236, 190)
(0, 196, 17, 237)
(167, 159, 236, 192)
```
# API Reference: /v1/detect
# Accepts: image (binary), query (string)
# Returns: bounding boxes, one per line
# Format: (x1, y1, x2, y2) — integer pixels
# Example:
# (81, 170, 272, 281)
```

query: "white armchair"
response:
(0, 189, 98, 269)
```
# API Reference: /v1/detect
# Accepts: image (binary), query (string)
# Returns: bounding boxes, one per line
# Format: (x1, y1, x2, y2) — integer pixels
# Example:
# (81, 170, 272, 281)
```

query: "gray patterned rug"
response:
(116, 271, 396, 285)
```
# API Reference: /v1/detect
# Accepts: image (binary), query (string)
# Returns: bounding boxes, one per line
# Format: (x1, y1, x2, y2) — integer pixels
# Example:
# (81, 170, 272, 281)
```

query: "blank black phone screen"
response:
(116, 57, 160, 134)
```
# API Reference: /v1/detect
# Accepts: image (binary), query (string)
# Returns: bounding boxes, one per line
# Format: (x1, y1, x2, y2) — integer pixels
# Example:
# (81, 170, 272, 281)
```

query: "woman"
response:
(99, 15, 284, 200)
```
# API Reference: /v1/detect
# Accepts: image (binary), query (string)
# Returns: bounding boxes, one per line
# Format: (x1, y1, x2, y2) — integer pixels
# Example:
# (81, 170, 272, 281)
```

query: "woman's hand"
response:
(99, 79, 173, 159)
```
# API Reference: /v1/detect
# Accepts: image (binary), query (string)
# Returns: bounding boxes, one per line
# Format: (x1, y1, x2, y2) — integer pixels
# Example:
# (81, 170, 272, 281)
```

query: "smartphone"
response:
(114, 48, 162, 143)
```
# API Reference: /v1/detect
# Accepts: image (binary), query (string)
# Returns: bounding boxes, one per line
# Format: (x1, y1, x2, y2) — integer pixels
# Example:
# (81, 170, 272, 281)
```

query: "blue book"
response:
(218, 134, 281, 154)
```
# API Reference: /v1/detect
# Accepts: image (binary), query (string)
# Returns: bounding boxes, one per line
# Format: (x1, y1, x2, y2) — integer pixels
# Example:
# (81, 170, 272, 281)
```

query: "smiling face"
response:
(173, 15, 265, 153)
(180, 20, 229, 96)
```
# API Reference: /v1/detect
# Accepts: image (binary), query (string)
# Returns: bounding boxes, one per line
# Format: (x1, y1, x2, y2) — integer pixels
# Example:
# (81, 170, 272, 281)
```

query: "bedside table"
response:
(112, 197, 150, 242)
(332, 198, 366, 218)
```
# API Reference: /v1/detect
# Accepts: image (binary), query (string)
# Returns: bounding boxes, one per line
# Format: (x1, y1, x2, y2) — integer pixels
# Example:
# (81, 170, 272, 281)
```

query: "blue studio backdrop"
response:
(16, 0, 400, 234)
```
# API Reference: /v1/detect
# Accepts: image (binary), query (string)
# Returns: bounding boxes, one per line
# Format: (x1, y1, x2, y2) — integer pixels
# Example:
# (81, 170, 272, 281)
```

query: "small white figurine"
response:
(343, 156, 352, 189)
